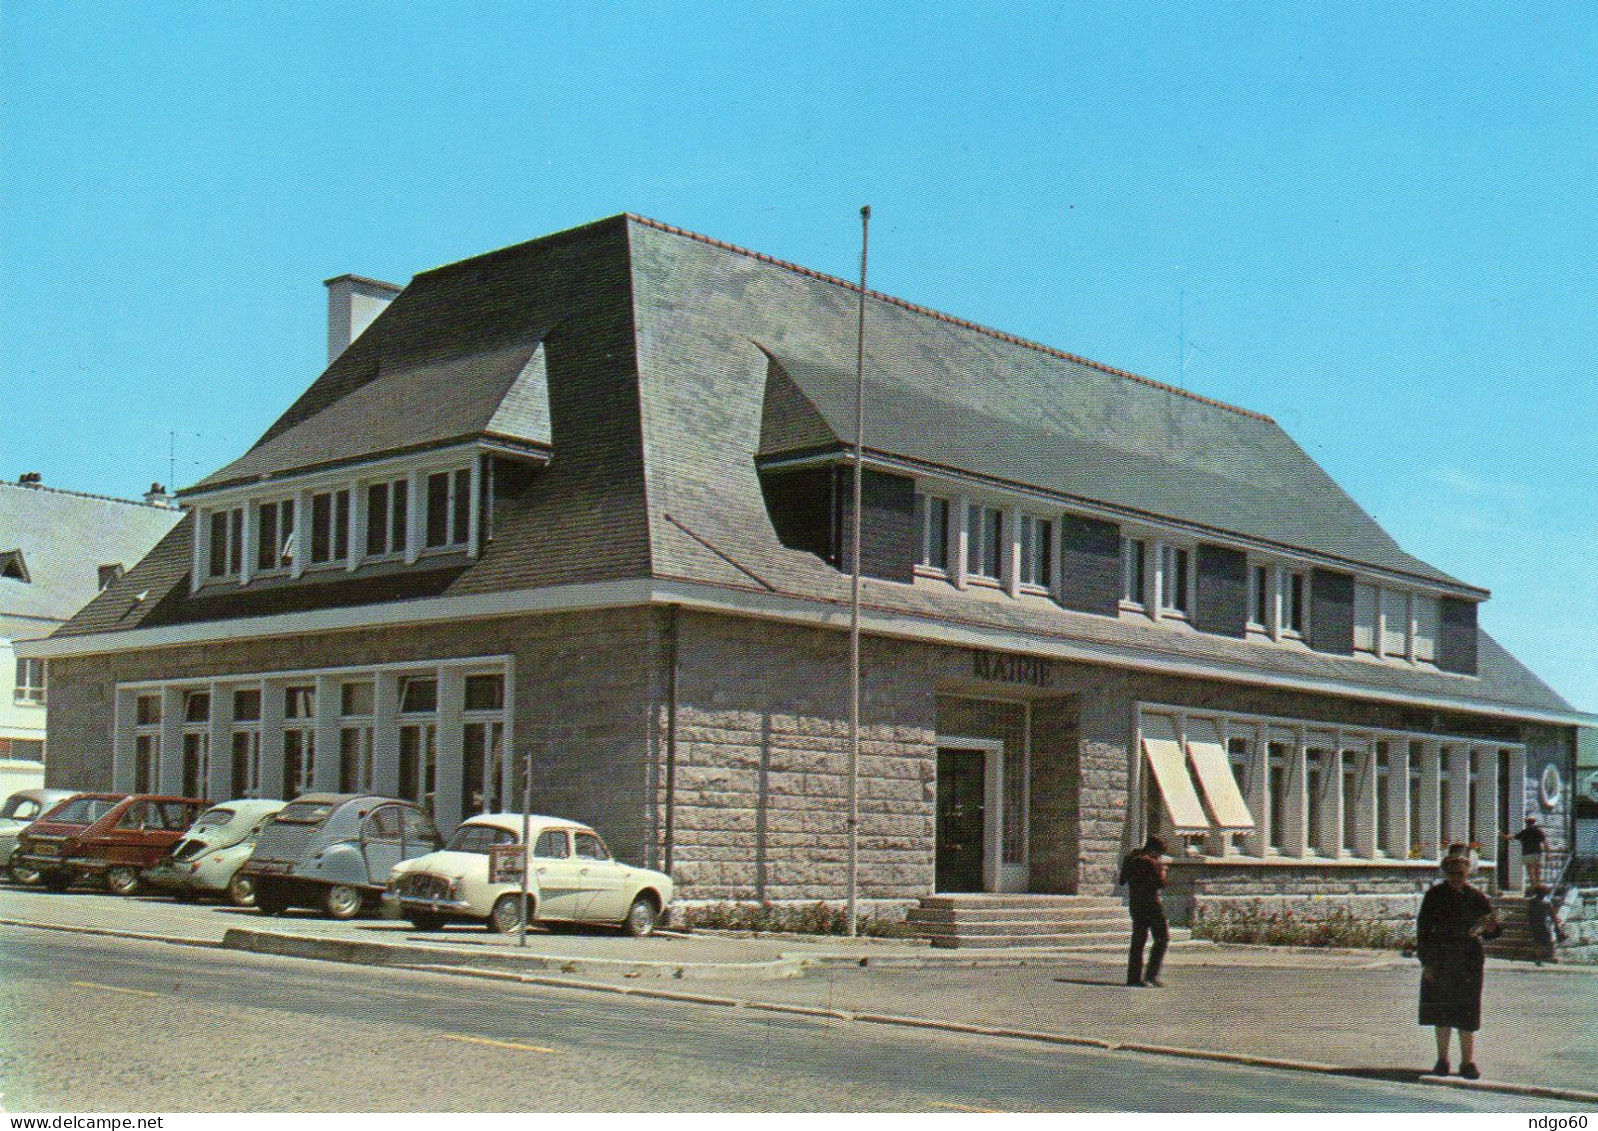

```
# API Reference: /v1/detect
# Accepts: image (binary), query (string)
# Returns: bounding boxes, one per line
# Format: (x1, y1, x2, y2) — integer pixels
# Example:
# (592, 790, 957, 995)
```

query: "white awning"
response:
(1140, 713, 1209, 834)
(1184, 717, 1256, 831)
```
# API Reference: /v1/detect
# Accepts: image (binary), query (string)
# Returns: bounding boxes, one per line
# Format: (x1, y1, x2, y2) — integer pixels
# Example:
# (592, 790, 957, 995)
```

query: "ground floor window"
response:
(1137, 702, 1523, 863)
(115, 656, 510, 829)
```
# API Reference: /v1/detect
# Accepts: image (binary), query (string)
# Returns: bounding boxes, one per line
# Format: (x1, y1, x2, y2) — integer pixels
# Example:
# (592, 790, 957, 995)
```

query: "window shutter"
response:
(831, 467, 917, 583)
(1057, 515, 1120, 616)
(1307, 568, 1355, 655)
(1437, 597, 1479, 675)
(1193, 544, 1248, 638)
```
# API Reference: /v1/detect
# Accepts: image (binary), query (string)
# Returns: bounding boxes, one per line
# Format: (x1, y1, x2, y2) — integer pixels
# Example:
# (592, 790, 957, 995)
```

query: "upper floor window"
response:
(915, 493, 951, 572)
(967, 504, 1002, 581)
(1356, 582, 1439, 664)
(309, 489, 351, 566)
(14, 658, 44, 705)
(1157, 544, 1190, 616)
(366, 479, 409, 557)
(1019, 515, 1052, 589)
(425, 469, 472, 550)
(208, 508, 244, 579)
(1250, 563, 1307, 639)
(1122, 537, 1147, 607)
(285, 685, 316, 720)
(256, 500, 296, 572)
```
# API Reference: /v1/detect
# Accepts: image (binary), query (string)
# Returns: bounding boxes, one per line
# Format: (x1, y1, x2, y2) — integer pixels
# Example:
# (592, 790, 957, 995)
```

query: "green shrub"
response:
(1192, 901, 1414, 951)
(676, 900, 916, 939)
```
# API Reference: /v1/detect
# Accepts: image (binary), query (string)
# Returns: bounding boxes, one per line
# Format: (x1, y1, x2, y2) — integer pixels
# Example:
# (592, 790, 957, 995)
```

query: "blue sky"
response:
(2, 2, 1594, 708)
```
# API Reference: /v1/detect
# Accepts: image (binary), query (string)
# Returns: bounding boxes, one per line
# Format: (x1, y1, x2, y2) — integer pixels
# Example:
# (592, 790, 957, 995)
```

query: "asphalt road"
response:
(0, 926, 1577, 1113)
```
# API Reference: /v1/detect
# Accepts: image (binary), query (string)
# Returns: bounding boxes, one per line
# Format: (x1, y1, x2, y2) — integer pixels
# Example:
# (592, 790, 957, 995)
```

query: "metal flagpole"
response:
(847, 204, 870, 938)
(518, 722, 535, 949)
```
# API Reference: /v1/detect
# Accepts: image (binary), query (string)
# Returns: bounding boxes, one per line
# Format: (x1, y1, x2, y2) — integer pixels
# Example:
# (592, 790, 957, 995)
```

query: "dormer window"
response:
(1, 549, 30, 582)
(256, 500, 295, 572)
(309, 489, 351, 566)
(1019, 515, 1052, 589)
(915, 493, 951, 573)
(207, 509, 244, 579)
(967, 504, 1003, 581)
(365, 479, 409, 558)
(1157, 544, 1190, 616)
(424, 469, 472, 550)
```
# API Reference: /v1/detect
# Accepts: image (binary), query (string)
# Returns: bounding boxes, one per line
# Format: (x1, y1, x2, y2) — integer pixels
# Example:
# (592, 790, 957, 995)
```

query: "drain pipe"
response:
(663, 604, 680, 874)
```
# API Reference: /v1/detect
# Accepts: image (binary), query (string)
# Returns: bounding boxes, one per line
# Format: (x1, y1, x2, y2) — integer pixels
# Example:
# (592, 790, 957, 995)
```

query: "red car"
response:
(13, 793, 206, 894)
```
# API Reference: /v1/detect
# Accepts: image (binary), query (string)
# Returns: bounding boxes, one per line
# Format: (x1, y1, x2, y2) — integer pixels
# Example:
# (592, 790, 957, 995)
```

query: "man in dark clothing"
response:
(1119, 835, 1169, 987)
(1502, 817, 1548, 889)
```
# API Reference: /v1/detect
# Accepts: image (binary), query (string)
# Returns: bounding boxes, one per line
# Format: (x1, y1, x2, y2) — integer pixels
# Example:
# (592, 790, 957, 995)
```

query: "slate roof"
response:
(50, 215, 1577, 720)
(0, 482, 182, 625)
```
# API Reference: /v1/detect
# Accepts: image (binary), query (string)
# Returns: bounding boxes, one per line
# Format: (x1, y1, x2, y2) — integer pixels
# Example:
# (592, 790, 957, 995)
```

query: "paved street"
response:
(0, 925, 1584, 1113)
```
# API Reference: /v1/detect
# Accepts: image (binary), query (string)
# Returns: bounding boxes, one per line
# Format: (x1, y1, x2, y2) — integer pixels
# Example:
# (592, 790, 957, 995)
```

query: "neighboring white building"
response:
(1, 476, 181, 779)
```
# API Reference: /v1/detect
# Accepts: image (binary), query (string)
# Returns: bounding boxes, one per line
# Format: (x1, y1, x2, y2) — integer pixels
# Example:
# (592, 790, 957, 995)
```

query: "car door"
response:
(529, 828, 587, 920)
(360, 805, 406, 885)
(571, 830, 629, 921)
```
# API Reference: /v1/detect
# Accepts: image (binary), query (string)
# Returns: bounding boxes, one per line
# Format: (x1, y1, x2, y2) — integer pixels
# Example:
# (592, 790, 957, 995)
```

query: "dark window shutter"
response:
(1307, 568, 1355, 655)
(832, 467, 916, 583)
(1438, 597, 1479, 675)
(1058, 515, 1120, 617)
(1193, 544, 1248, 638)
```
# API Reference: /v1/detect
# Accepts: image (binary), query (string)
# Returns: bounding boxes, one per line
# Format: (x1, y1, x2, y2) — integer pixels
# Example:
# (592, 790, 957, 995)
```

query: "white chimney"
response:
(325, 274, 402, 363)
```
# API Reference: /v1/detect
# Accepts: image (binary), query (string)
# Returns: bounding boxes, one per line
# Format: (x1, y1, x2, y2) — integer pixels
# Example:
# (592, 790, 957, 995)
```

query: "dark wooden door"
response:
(936, 748, 986, 892)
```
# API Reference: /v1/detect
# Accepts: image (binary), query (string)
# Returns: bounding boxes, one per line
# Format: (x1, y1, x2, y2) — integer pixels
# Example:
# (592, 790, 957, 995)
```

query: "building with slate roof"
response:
(17, 215, 1593, 926)
(1, 477, 181, 772)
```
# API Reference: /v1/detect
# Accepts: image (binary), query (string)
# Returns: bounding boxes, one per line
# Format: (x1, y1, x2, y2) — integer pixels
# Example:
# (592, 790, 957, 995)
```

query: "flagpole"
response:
(847, 204, 870, 937)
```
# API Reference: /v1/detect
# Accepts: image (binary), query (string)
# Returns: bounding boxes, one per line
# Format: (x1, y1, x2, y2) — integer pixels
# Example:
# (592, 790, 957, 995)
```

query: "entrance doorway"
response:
(936, 748, 986, 892)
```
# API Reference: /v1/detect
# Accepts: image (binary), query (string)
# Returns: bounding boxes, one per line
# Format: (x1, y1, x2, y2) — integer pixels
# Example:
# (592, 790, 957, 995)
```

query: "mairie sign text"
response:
(972, 652, 1054, 687)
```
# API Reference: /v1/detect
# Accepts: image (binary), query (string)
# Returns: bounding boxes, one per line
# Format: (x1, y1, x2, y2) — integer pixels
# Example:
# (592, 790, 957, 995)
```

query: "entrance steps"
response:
(907, 893, 1194, 950)
(1483, 894, 1557, 963)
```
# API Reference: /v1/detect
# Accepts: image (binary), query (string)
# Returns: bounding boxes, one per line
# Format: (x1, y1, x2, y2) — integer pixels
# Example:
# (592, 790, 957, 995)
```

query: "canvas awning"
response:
(1139, 713, 1209, 834)
(1184, 717, 1256, 831)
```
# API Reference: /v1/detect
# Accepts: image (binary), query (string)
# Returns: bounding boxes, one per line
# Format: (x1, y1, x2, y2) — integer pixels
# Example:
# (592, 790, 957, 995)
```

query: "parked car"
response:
(241, 793, 442, 919)
(13, 793, 205, 894)
(11, 793, 125, 888)
(142, 798, 287, 905)
(384, 813, 674, 937)
(0, 788, 77, 880)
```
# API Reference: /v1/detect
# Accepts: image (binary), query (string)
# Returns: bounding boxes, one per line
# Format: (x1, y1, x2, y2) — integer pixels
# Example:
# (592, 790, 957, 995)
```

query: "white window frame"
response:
(914, 491, 953, 575)
(13, 657, 45, 705)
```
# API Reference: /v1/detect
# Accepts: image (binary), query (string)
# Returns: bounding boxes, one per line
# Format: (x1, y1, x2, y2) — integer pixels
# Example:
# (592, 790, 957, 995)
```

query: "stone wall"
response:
(656, 610, 938, 902)
(1165, 859, 1438, 930)
(1555, 886, 1598, 964)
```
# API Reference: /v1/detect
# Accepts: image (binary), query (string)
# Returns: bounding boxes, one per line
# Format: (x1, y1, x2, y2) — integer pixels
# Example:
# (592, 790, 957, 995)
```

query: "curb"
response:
(221, 927, 809, 981)
(7, 916, 1597, 1108)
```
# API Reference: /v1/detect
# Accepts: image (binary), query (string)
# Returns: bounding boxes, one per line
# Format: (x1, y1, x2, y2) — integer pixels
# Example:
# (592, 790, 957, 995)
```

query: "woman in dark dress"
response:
(1417, 853, 1499, 1079)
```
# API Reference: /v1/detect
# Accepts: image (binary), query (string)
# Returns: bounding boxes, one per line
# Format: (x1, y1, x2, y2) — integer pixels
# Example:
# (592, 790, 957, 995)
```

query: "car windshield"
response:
(0, 795, 41, 821)
(276, 800, 335, 825)
(45, 797, 119, 825)
(193, 808, 235, 829)
(445, 825, 518, 854)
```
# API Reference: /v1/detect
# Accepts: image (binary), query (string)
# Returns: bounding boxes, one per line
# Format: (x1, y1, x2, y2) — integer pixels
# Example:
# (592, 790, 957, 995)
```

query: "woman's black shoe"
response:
(1431, 1059, 1450, 1076)
(1459, 1062, 1480, 1080)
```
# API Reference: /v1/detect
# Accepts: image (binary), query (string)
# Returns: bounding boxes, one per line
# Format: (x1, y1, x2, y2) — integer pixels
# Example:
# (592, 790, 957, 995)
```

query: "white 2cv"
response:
(384, 813, 674, 937)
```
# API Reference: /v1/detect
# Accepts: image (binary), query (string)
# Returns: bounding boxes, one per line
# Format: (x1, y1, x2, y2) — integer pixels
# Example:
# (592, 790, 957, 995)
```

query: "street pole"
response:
(847, 204, 870, 938)
(519, 727, 533, 949)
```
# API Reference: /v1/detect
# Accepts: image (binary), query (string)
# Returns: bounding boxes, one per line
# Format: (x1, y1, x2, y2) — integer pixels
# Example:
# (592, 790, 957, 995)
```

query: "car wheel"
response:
(488, 893, 532, 934)
(228, 873, 257, 908)
(624, 895, 658, 938)
(408, 913, 445, 932)
(9, 861, 43, 886)
(105, 867, 142, 896)
(322, 884, 364, 920)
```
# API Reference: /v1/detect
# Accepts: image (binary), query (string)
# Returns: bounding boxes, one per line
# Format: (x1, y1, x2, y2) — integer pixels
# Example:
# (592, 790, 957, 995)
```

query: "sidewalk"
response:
(5, 886, 1596, 1104)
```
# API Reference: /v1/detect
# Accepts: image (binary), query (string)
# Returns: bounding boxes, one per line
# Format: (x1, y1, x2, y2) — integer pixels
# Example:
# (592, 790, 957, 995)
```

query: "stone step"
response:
(907, 906, 1130, 926)
(907, 917, 1128, 937)
(917, 895, 1122, 911)
(921, 928, 1195, 950)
